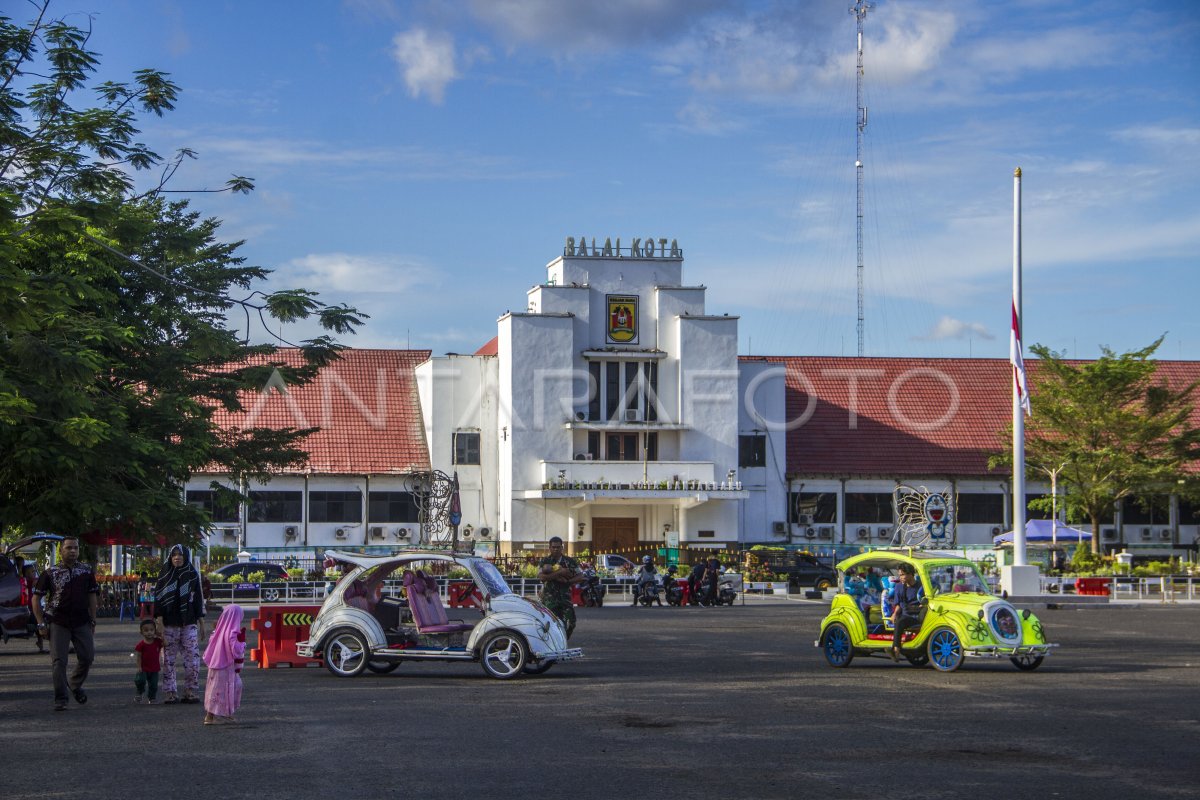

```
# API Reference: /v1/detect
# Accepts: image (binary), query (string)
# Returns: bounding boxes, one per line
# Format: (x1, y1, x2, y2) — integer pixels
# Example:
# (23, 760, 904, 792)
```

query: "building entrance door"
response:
(593, 517, 639, 556)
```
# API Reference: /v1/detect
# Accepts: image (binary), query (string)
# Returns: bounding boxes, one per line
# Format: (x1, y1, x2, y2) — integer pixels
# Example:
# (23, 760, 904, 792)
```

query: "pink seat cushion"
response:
(403, 569, 473, 634)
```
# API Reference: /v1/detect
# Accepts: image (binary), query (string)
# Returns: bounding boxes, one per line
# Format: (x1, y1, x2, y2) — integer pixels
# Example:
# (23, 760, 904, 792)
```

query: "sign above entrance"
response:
(565, 236, 681, 259)
(607, 294, 639, 344)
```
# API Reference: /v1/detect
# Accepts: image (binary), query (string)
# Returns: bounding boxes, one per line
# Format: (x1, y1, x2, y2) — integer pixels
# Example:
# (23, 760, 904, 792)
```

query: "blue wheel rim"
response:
(930, 629, 962, 670)
(824, 626, 851, 665)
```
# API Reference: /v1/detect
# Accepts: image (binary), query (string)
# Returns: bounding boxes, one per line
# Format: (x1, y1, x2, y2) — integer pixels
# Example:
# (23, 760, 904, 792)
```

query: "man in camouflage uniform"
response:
(538, 536, 584, 639)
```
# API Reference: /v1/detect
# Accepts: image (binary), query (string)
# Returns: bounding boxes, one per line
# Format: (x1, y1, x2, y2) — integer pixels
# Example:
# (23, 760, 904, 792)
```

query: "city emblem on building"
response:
(607, 294, 639, 344)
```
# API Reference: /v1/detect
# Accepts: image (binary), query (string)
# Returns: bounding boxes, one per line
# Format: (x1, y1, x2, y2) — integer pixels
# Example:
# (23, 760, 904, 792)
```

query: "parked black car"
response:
(1, 534, 64, 647)
(748, 550, 837, 592)
(212, 562, 289, 582)
(0, 551, 35, 645)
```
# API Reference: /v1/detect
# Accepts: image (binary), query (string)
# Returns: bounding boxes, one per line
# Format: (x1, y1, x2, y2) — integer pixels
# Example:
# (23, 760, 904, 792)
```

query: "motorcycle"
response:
(716, 579, 738, 606)
(633, 576, 662, 606)
(661, 567, 686, 606)
(695, 576, 738, 607)
(580, 567, 606, 607)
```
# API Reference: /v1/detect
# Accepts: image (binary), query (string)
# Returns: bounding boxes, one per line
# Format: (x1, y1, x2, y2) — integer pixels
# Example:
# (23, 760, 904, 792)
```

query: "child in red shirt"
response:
(134, 618, 164, 704)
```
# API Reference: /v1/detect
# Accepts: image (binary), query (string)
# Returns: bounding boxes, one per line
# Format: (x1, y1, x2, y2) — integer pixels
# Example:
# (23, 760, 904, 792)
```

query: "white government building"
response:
(188, 239, 1200, 559)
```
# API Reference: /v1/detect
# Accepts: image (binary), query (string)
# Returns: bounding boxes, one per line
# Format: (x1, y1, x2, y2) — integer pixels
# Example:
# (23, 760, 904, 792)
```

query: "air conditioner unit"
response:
(1102, 528, 1117, 540)
(624, 409, 642, 422)
(575, 411, 586, 421)
(395, 527, 410, 539)
(369, 526, 386, 539)
(804, 527, 816, 539)
(856, 527, 870, 540)
(461, 529, 473, 540)
(772, 521, 787, 535)
(478, 527, 491, 539)
(991, 526, 1002, 536)
(817, 526, 833, 539)
(219, 527, 239, 541)
(877, 527, 892, 539)
(1141, 527, 1152, 539)
(796, 513, 813, 526)
(283, 525, 298, 540)
(335, 527, 348, 539)
(583, 453, 594, 460)
(1159, 530, 1172, 541)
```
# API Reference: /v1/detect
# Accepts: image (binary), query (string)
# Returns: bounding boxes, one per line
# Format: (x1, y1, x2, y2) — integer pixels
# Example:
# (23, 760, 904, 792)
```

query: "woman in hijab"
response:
(154, 544, 207, 704)
(202, 603, 245, 725)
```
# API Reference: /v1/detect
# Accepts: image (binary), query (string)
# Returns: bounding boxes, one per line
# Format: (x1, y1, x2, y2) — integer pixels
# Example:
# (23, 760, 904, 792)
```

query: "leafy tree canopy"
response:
(992, 337, 1200, 552)
(0, 3, 366, 545)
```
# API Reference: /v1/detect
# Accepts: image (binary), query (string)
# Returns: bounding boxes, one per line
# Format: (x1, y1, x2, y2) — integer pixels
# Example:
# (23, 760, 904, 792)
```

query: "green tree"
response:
(993, 338, 1200, 553)
(0, 4, 365, 544)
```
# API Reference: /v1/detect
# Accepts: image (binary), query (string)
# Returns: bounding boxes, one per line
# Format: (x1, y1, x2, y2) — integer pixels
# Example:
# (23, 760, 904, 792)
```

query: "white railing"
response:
(1037, 575, 1198, 601)
(541, 460, 718, 488)
(207, 582, 327, 604)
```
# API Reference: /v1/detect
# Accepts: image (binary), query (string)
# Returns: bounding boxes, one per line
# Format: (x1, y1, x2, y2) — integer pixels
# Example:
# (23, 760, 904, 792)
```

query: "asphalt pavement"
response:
(2, 599, 1198, 799)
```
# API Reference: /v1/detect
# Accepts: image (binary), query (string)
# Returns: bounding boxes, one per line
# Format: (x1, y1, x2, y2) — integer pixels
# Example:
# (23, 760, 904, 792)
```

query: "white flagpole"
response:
(1012, 167, 1027, 567)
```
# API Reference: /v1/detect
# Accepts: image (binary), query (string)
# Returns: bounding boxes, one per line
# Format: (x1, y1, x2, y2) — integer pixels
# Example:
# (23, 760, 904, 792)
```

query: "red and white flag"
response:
(1011, 300, 1031, 415)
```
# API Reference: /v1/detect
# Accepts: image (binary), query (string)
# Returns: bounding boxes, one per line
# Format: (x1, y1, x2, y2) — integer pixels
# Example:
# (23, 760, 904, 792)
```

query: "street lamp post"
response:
(1043, 461, 1068, 549)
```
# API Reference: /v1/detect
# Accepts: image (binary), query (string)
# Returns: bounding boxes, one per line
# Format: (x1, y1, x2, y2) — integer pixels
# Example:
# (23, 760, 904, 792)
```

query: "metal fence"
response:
(1039, 575, 1199, 601)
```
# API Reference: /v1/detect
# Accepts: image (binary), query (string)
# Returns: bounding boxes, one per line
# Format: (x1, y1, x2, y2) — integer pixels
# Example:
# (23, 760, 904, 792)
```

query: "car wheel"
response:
(905, 651, 930, 668)
(1010, 654, 1044, 671)
(479, 630, 528, 679)
(814, 578, 832, 592)
(523, 660, 554, 675)
(262, 588, 281, 602)
(323, 629, 370, 677)
(366, 659, 401, 674)
(927, 627, 965, 672)
(821, 623, 854, 668)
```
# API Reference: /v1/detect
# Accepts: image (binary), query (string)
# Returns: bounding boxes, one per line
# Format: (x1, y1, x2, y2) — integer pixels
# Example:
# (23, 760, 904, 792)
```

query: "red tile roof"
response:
(475, 336, 498, 356)
(211, 348, 431, 474)
(750, 357, 1200, 477)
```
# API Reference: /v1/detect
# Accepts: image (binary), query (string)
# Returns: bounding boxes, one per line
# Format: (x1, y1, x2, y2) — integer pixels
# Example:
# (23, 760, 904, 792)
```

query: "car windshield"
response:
(473, 560, 511, 597)
(926, 563, 989, 595)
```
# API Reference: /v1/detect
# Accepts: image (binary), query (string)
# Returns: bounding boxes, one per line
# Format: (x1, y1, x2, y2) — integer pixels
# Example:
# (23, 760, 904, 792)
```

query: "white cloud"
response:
(967, 26, 1122, 80)
(1057, 160, 1107, 175)
(392, 27, 459, 104)
(1113, 125, 1200, 148)
(279, 253, 436, 295)
(653, 3, 958, 99)
(183, 133, 562, 181)
(914, 316, 995, 342)
(673, 101, 746, 135)
(467, 0, 723, 52)
(866, 6, 958, 86)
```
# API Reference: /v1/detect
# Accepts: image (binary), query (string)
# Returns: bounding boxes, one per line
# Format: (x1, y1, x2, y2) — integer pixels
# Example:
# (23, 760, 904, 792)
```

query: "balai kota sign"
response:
(564, 236, 681, 259)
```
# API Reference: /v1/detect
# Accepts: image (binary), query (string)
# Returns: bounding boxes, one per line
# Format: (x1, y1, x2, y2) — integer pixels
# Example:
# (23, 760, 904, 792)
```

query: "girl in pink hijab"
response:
(202, 604, 245, 725)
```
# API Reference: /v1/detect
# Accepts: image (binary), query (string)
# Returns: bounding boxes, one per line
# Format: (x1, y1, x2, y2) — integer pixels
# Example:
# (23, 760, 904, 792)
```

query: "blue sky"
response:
(53, 0, 1200, 359)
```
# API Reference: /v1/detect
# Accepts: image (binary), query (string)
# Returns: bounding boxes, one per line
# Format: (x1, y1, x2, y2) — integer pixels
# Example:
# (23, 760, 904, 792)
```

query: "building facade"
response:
(189, 242, 1200, 558)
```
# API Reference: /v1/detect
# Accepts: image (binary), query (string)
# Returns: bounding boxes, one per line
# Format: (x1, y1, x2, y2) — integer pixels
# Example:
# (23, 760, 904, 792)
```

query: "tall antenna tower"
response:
(852, 0, 871, 357)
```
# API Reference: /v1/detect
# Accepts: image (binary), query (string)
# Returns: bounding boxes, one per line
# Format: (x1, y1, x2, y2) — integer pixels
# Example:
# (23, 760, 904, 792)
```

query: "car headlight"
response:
(988, 604, 1022, 644)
